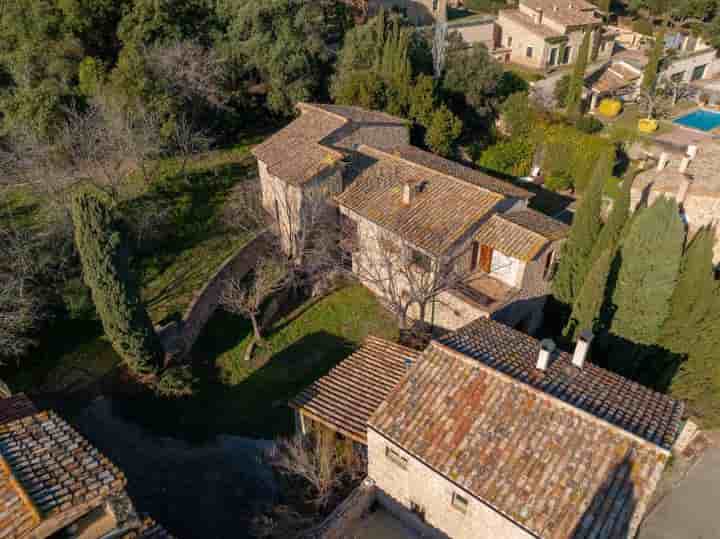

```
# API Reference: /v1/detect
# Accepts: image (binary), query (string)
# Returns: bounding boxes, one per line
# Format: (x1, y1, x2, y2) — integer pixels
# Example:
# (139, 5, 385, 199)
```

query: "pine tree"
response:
(610, 197, 684, 348)
(588, 172, 634, 266)
(565, 31, 591, 119)
(659, 227, 716, 355)
(563, 247, 613, 341)
(552, 153, 609, 305)
(71, 185, 163, 375)
(642, 29, 665, 93)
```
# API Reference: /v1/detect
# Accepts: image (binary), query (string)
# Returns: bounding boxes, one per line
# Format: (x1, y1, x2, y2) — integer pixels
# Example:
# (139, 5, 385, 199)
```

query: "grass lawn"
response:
(113, 284, 399, 442)
(0, 130, 271, 395)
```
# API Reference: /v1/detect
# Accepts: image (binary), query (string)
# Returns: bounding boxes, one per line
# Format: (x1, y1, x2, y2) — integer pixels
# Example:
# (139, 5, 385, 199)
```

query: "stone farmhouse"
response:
(291, 318, 687, 539)
(633, 141, 720, 263)
(495, 0, 616, 69)
(0, 394, 173, 539)
(252, 103, 569, 333)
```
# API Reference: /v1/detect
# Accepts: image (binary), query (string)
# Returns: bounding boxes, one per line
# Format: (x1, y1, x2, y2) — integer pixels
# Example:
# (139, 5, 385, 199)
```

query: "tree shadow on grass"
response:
(113, 315, 356, 444)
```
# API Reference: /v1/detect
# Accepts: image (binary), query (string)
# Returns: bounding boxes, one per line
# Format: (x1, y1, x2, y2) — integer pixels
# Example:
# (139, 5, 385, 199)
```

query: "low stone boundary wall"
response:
(303, 478, 377, 539)
(158, 229, 272, 357)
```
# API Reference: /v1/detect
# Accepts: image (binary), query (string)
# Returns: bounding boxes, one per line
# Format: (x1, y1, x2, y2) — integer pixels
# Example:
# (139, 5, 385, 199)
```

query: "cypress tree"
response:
(642, 29, 665, 93)
(71, 185, 163, 375)
(659, 227, 716, 355)
(610, 197, 684, 348)
(588, 172, 634, 266)
(566, 31, 591, 119)
(563, 247, 613, 341)
(552, 153, 609, 305)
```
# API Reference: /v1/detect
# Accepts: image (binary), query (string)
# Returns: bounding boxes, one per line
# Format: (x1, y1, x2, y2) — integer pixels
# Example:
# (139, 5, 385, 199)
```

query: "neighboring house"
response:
(660, 32, 720, 85)
(0, 393, 173, 539)
(369, 0, 448, 25)
(290, 318, 686, 538)
(254, 103, 569, 333)
(496, 0, 615, 70)
(632, 141, 720, 263)
(586, 59, 643, 108)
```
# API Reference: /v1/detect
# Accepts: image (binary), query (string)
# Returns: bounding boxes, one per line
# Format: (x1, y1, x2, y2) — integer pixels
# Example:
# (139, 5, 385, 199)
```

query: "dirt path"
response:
(73, 398, 277, 538)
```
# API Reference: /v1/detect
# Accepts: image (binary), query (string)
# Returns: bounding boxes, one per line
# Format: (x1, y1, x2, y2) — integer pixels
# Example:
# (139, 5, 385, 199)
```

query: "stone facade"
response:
(660, 47, 720, 84)
(367, 429, 534, 539)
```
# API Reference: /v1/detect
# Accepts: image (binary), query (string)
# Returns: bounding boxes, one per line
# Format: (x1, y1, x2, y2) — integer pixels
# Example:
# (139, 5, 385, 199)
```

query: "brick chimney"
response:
(572, 330, 594, 369)
(536, 339, 556, 371)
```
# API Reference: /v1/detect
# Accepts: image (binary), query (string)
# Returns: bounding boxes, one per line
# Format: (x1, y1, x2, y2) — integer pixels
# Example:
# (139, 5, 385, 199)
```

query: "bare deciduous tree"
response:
(166, 113, 213, 179)
(221, 253, 290, 346)
(221, 179, 268, 235)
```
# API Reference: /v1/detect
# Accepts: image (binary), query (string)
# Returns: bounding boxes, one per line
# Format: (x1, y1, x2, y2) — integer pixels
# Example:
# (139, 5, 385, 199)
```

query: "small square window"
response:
(452, 492, 469, 513)
(526, 46, 533, 58)
(507, 36, 513, 47)
(386, 446, 408, 469)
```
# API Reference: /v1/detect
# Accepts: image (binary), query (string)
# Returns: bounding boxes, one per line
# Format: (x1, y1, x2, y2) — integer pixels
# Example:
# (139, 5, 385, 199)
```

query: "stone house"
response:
(254, 103, 569, 333)
(291, 317, 686, 538)
(496, 0, 615, 70)
(0, 393, 173, 539)
(632, 141, 720, 263)
(368, 0, 448, 25)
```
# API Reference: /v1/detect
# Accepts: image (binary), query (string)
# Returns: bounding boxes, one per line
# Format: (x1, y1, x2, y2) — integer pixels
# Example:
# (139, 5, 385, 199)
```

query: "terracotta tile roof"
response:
(0, 395, 37, 426)
(135, 517, 176, 538)
(390, 145, 532, 199)
(436, 319, 685, 449)
(523, 0, 600, 27)
(251, 103, 408, 186)
(0, 411, 126, 538)
(473, 209, 568, 261)
(499, 9, 563, 39)
(290, 336, 420, 444)
(336, 145, 504, 256)
(369, 338, 670, 539)
(589, 62, 641, 93)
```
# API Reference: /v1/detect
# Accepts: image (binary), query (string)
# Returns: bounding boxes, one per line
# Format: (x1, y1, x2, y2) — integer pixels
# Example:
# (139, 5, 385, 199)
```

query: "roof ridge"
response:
(358, 144, 506, 200)
(297, 102, 351, 127)
(429, 340, 673, 454)
(364, 335, 422, 356)
(495, 212, 548, 243)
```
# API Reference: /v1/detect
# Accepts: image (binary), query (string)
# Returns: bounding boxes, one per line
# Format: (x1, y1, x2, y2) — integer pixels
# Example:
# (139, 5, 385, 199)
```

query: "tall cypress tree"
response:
(552, 153, 609, 305)
(566, 31, 591, 119)
(642, 29, 665, 93)
(563, 247, 613, 341)
(659, 227, 716, 355)
(588, 172, 634, 266)
(71, 185, 163, 375)
(610, 197, 684, 348)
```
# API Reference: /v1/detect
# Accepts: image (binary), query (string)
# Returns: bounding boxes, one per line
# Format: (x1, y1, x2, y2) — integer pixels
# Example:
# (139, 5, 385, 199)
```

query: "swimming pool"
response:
(673, 109, 720, 132)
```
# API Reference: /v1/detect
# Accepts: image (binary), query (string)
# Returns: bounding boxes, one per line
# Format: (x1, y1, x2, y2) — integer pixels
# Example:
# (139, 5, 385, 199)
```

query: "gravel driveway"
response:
(73, 398, 277, 539)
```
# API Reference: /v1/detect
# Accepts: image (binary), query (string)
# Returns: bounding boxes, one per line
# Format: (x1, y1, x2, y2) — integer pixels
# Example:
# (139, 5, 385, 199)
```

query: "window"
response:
(386, 446, 408, 469)
(470, 241, 480, 271)
(526, 46, 533, 58)
(451, 492, 469, 513)
(562, 46, 572, 64)
(433, 0, 438, 10)
(671, 71, 686, 83)
(548, 47, 558, 66)
(543, 250, 556, 280)
(692, 64, 707, 81)
(507, 36, 513, 47)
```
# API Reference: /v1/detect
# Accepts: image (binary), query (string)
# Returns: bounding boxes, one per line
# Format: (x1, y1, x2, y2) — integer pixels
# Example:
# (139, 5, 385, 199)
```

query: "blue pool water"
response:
(674, 109, 720, 132)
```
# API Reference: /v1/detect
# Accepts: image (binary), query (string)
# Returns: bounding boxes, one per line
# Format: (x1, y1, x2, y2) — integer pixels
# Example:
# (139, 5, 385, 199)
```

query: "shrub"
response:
(554, 74, 571, 107)
(478, 137, 534, 177)
(633, 18, 654, 36)
(575, 115, 604, 134)
(155, 365, 196, 397)
(597, 98, 622, 118)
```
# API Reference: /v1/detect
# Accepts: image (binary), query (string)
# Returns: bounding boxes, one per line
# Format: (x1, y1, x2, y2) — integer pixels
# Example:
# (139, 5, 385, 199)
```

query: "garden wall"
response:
(158, 230, 272, 357)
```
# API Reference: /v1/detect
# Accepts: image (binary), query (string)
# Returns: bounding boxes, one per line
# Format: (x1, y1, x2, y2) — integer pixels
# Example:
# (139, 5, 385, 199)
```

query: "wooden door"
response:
(480, 245, 493, 273)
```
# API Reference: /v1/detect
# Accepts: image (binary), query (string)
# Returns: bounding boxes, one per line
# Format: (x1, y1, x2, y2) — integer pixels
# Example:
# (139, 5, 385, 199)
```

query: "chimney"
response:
(679, 156, 691, 174)
(687, 144, 699, 159)
(657, 152, 670, 171)
(402, 181, 413, 205)
(676, 175, 692, 206)
(536, 339, 556, 371)
(572, 330, 594, 368)
(537, 8, 543, 24)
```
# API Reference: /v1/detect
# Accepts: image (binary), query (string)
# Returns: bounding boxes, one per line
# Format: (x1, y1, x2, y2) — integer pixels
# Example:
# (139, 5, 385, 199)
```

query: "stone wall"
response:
(158, 230, 272, 357)
(367, 429, 534, 539)
(661, 48, 720, 83)
(309, 479, 377, 539)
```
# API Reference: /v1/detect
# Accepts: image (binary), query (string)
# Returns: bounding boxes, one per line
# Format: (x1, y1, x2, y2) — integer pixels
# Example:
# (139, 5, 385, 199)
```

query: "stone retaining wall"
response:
(303, 478, 377, 539)
(158, 230, 272, 357)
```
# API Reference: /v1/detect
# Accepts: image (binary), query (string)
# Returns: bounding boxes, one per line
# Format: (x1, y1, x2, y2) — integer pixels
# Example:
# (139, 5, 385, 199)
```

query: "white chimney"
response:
(657, 152, 670, 171)
(572, 330, 594, 368)
(402, 182, 412, 205)
(687, 145, 699, 159)
(679, 157, 691, 174)
(537, 339, 556, 371)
